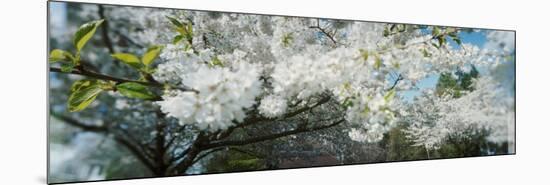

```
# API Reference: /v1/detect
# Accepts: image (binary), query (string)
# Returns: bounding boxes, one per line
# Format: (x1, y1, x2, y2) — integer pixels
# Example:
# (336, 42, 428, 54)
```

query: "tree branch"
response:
(387, 74, 404, 91)
(281, 96, 331, 119)
(169, 132, 205, 164)
(52, 113, 107, 132)
(309, 19, 338, 46)
(98, 5, 115, 54)
(151, 110, 169, 175)
(118, 126, 156, 162)
(113, 29, 144, 48)
(50, 67, 197, 93)
(165, 125, 190, 149)
(168, 132, 206, 175)
(114, 136, 158, 174)
(166, 96, 334, 174)
(51, 113, 157, 174)
(203, 119, 345, 149)
(191, 148, 225, 165)
(215, 95, 332, 141)
(169, 147, 190, 164)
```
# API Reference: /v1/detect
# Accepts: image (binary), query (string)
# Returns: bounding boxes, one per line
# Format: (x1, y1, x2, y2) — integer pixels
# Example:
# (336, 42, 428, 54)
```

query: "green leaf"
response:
(142, 67, 156, 74)
(453, 37, 462, 45)
(68, 80, 103, 112)
(362, 105, 371, 115)
(383, 28, 390, 37)
(166, 16, 184, 28)
(432, 26, 441, 37)
(397, 24, 407, 32)
(343, 82, 352, 90)
(437, 36, 446, 47)
(359, 49, 369, 61)
(422, 49, 432, 57)
(173, 35, 184, 44)
(73, 19, 104, 52)
(374, 56, 382, 70)
(176, 27, 188, 36)
(448, 31, 457, 38)
(341, 97, 354, 108)
(448, 31, 460, 44)
(49, 49, 74, 63)
(209, 56, 224, 67)
(111, 53, 142, 69)
(446, 27, 456, 33)
(392, 62, 401, 69)
(389, 24, 396, 31)
(70, 80, 89, 92)
(384, 89, 396, 102)
(449, 33, 462, 45)
(60, 63, 75, 72)
(186, 23, 193, 38)
(184, 44, 192, 52)
(282, 33, 293, 47)
(142, 45, 162, 66)
(116, 82, 156, 99)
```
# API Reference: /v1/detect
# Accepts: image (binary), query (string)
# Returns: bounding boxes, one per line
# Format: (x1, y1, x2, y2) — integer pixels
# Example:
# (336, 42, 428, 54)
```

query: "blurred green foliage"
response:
(204, 149, 266, 173)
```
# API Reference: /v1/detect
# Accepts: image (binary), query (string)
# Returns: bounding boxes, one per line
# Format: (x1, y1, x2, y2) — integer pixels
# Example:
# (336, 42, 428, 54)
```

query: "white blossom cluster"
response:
(153, 45, 214, 84)
(258, 95, 287, 118)
(403, 75, 515, 149)
(100, 7, 515, 143)
(157, 62, 261, 131)
(271, 48, 363, 99)
(344, 91, 399, 142)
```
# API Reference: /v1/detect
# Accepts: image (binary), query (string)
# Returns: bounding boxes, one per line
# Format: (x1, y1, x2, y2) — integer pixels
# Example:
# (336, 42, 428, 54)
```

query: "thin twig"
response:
(191, 148, 225, 164)
(51, 113, 157, 173)
(51, 113, 107, 132)
(203, 118, 345, 149)
(215, 95, 332, 141)
(50, 67, 197, 93)
(97, 5, 115, 54)
(113, 29, 144, 48)
(309, 19, 338, 46)
(387, 74, 404, 91)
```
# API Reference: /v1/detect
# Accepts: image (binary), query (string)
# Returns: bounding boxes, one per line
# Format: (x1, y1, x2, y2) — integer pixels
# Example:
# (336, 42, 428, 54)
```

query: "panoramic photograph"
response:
(48, 1, 515, 184)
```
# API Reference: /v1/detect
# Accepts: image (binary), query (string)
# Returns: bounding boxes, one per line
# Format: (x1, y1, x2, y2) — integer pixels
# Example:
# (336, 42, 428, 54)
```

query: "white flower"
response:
(259, 95, 287, 118)
(157, 63, 262, 131)
(403, 76, 514, 149)
(157, 91, 198, 124)
(368, 93, 386, 112)
(270, 47, 364, 100)
(348, 128, 369, 142)
(348, 128, 384, 143)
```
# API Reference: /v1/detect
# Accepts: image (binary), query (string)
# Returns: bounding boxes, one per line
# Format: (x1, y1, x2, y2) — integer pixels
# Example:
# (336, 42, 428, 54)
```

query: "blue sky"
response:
(49, 2, 68, 37)
(400, 31, 488, 102)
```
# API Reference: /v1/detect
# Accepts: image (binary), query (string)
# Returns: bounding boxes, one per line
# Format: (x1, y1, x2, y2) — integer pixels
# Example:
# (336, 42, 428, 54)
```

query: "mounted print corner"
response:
(48, 1, 516, 184)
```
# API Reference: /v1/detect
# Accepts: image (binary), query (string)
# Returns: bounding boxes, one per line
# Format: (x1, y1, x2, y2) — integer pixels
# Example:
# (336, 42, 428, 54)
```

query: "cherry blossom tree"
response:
(48, 3, 515, 181)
